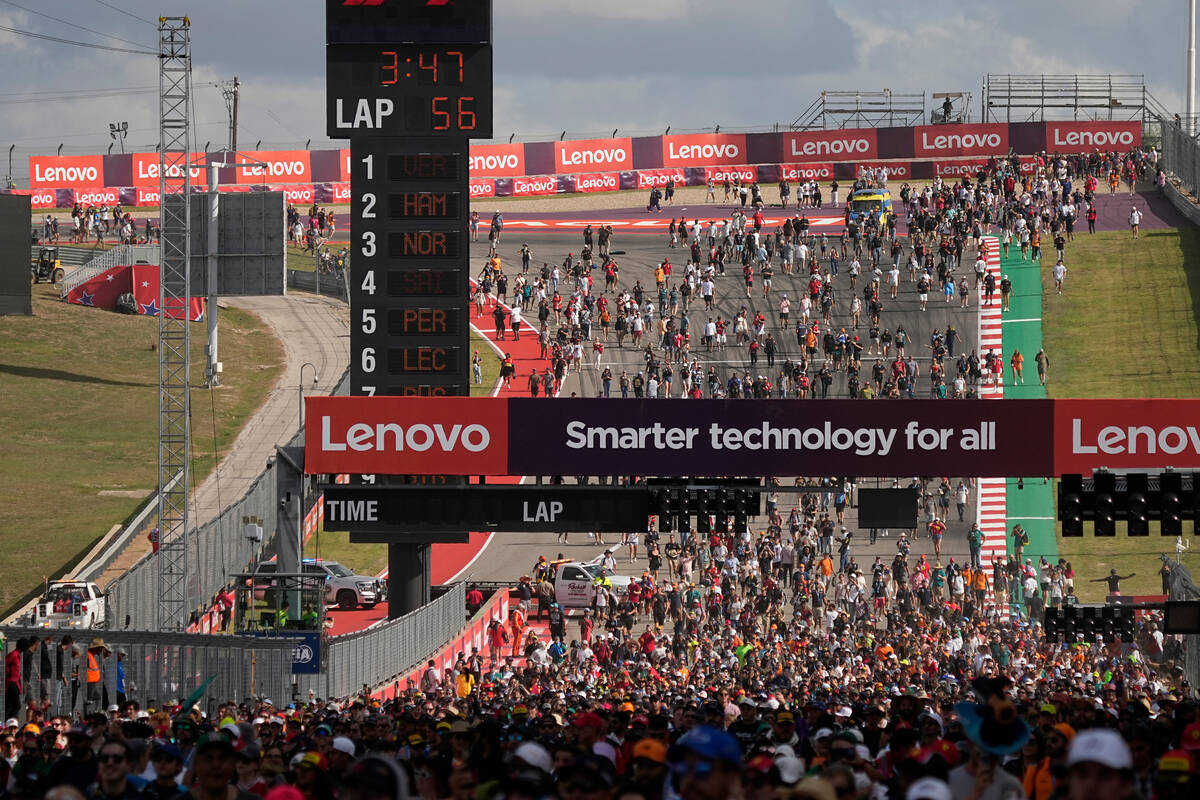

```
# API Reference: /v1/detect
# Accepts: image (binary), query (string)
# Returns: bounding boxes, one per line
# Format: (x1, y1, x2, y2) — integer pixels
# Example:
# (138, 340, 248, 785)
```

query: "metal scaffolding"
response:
(981, 74, 1163, 123)
(156, 16, 194, 632)
(791, 90, 927, 130)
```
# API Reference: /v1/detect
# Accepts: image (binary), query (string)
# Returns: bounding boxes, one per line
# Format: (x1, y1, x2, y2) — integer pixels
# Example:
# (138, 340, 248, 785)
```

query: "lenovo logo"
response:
(783, 165, 832, 180)
(75, 189, 118, 205)
(470, 153, 519, 172)
(577, 174, 617, 191)
(321, 417, 492, 453)
(1071, 419, 1200, 457)
(137, 161, 204, 180)
(790, 137, 870, 157)
(515, 176, 556, 193)
(469, 180, 495, 197)
(669, 142, 740, 161)
(920, 131, 1002, 152)
(1052, 128, 1135, 148)
(559, 147, 627, 167)
(34, 165, 98, 184)
(32, 192, 55, 204)
(238, 159, 306, 178)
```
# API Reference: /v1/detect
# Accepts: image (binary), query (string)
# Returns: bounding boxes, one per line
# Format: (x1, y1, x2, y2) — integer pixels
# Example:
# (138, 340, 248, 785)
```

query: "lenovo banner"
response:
(662, 134, 747, 168)
(73, 187, 121, 206)
(131, 152, 208, 187)
(555, 137, 633, 173)
(7, 188, 60, 209)
(468, 178, 495, 198)
(704, 165, 757, 183)
(856, 161, 913, 180)
(635, 168, 686, 189)
(232, 150, 312, 185)
(511, 175, 559, 197)
(783, 129, 878, 163)
(914, 123, 1009, 157)
(29, 155, 105, 189)
(1053, 400, 1200, 474)
(469, 143, 525, 178)
(269, 183, 315, 204)
(574, 172, 619, 193)
(778, 162, 835, 181)
(935, 159, 992, 179)
(305, 397, 1052, 477)
(332, 182, 351, 203)
(1044, 120, 1142, 154)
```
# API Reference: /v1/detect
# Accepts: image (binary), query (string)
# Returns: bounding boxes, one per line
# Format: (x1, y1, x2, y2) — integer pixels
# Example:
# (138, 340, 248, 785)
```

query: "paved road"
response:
(455, 226, 985, 587)
(95, 293, 350, 589)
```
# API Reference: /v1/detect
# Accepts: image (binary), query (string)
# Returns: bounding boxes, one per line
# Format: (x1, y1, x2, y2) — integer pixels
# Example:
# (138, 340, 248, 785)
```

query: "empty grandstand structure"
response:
(982, 74, 1166, 123)
(791, 90, 927, 130)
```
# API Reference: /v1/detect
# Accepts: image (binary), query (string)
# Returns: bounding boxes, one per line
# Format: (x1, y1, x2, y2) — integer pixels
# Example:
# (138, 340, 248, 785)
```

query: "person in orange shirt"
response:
(1027, 723, 1075, 800)
(1010, 350, 1024, 384)
(509, 606, 526, 658)
(818, 554, 833, 579)
(972, 569, 989, 606)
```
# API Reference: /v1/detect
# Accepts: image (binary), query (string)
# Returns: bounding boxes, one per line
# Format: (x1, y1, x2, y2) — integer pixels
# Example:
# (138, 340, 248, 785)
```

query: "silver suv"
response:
(254, 559, 384, 610)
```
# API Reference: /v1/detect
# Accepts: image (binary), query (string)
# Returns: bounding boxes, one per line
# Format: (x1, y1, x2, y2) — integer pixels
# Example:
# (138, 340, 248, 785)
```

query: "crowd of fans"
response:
(5, 146, 1186, 800)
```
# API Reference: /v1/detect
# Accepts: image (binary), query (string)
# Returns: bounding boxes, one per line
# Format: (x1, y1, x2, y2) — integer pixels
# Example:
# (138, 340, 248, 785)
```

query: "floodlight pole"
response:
(1189, 0, 1196, 135)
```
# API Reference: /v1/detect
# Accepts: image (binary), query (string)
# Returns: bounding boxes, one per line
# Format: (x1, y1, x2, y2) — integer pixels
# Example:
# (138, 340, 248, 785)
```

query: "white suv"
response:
(254, 559, 384, 610)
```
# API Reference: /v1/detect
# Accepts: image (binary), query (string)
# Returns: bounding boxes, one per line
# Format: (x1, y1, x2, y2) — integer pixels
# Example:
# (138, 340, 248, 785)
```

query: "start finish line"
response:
(303, 397, 1200, 478)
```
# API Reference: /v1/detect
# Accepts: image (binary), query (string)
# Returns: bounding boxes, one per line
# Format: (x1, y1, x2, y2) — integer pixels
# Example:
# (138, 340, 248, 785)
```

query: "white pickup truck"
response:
(34, 581, 106, 629)
(553, 554, 633, 609)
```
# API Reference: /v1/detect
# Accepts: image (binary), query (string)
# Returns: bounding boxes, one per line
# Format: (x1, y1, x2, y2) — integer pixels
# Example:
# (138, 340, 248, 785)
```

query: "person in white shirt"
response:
(1129, 205, 1142, 239)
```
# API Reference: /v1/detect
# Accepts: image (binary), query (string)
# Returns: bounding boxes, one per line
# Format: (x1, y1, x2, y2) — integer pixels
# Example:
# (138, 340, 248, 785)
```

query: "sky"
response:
(0, 0, 1193, 172)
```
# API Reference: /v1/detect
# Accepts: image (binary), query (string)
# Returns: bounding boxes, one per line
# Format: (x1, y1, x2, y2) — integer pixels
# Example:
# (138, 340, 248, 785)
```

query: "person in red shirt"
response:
(4, 638, 26, 723)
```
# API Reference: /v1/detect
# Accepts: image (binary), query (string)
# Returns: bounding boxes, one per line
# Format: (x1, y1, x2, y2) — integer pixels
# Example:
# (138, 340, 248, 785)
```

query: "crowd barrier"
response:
(0, 626, 298, 715)
(10, 120, 1143, 208)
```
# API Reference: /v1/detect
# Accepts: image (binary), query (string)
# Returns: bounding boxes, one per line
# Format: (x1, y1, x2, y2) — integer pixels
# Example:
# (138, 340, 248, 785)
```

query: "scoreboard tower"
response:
(325, 0, 492, 616)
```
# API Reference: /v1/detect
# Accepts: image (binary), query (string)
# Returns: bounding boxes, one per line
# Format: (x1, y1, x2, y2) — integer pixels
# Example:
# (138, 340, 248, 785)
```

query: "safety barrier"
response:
(0, 626, 298, 716)
(295, 583, 467, 700)
(103, 366, 351, 631)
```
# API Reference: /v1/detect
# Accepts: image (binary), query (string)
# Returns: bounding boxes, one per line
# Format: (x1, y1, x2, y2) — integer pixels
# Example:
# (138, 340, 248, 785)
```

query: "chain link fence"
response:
(104, 368, 351, 631)
(0, 627, 298, 716)
(1155, 115, 1200, 199)
(296, 584, 465, 700)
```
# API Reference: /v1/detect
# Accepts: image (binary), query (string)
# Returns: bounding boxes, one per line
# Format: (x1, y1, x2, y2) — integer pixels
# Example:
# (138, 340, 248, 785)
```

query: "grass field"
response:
(1043, 226, 1200, 601)
(312, 330, 502, 576)
(0, 285, 282, 614)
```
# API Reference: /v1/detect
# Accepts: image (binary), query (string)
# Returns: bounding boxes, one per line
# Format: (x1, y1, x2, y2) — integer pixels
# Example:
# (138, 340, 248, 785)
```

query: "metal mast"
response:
(156, 16, 194, 632)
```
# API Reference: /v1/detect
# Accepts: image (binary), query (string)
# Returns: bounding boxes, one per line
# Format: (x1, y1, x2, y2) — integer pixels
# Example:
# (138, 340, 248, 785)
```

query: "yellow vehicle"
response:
(31, 246, 64, 284)
(848, 188, 893, 224)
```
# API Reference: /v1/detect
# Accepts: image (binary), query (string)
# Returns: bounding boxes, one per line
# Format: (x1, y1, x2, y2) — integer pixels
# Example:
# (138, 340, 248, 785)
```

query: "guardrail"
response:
(296, 583, 466, 700)
(287, 268, 349, 302)
(0, 626, 298, 716)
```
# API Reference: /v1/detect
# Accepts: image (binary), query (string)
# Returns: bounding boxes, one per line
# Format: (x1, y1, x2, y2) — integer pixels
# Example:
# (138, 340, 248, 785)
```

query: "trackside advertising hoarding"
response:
(305, 397, 1052, 477)
(306, 397, 1200, 477)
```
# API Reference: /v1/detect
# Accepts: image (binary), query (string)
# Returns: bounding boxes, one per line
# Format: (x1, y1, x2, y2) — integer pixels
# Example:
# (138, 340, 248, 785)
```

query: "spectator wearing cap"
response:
(293, 751, 334, 800)
(771, 709, 801, 749)
(631, 737, 668, 795)
(669, 726, 741, 800)
(949, 743, 1026, 800)
(1066, 729, 1132, 800)
(727, 696, 769, 749)
(45, 723, 97, 793)
(234, 740, 266, 796)
(144, 741, 184, 800)
(328, 736, 356, 783)
(1154, 748, 1195, 800)
(1027, 723, 1075, 800)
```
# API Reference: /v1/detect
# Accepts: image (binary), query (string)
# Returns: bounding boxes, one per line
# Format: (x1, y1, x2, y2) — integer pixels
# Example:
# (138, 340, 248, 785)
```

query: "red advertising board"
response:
(469, 143, 525, 177)
(1053, 400, 1200, 474)
(339, 148, 351, 182)
(779, 163, 834, 181)
(136, 187, 161, 206)
(636, 168, 686, 189)
(332, 182, 352, 203)
(934, 158, 992, 179)
(1044, 120, 1141, 153)
(131, 152, 208, 187)
(305, 396, 509, 476)
(232, 150, 312, 185)
(9, 189, 59, 209)
(73, 187, 121, 206)
(914, 123, 1009, 157)
(468, 178, 495, 198)
(574, 172, 619, 193)
(272, 183, 314, 205)
(29, 155, 105, 189)
(555, 137, 633, 173)
(662, 134, 747, 168)
(783, 129, 878, 163)
(705, 165, 757, 183)
(512, 175, 559, 197)
(855, 161, 914, 180)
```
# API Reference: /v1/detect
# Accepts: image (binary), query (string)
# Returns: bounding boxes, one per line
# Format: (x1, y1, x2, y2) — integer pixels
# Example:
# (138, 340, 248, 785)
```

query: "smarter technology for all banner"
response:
(303, 397, 1200, 478)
